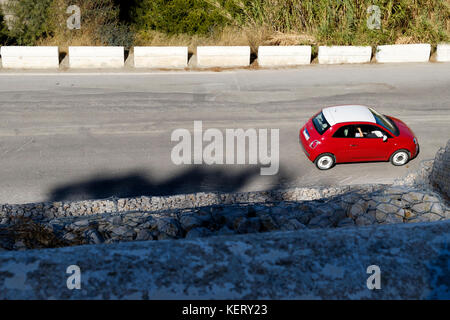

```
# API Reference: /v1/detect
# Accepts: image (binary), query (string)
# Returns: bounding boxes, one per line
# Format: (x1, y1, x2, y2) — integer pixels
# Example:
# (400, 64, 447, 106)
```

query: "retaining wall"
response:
(0, 185, 380, 220)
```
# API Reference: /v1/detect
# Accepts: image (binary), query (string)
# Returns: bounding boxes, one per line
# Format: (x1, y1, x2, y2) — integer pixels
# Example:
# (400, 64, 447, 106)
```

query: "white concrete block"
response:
(69, 46, 124, 68)
(258, 46, 311, 66)
(0, 46, 59, 69)
(318, 46, 372, 64)
(197, 46, 250, 68)
(134, 46, 188, 68)
(375, 44, 431, 63)
(436, 44, 450, 62)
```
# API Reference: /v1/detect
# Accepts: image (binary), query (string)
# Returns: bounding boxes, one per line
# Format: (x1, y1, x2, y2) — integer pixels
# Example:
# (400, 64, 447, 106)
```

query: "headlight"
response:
(413, 138, 417, 145)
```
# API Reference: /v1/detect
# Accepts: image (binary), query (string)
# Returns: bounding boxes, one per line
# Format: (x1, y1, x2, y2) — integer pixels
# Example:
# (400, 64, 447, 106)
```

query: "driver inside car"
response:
(355, 127, 364, 138)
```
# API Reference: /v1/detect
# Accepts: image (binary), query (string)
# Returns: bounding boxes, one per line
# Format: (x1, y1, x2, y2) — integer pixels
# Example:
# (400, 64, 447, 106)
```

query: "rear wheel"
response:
(315, 153, 335, 170)
(390, 150, 410, 166)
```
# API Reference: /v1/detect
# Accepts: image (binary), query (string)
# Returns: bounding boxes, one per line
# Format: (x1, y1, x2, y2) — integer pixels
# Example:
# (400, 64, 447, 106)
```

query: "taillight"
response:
(310, 140, 320, 149)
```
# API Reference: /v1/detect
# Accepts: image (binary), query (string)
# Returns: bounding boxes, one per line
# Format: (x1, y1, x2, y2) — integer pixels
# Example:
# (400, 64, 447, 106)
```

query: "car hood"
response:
(388, 116, 415, 139)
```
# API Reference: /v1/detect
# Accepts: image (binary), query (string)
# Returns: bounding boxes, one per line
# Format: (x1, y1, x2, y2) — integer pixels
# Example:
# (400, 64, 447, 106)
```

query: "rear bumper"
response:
(299, 128, 315, 161)
(300, 138, 310, 158)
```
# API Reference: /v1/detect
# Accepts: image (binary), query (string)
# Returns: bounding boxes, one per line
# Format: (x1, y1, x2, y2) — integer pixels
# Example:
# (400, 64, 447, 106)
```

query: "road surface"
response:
(0, 63, 449, 204)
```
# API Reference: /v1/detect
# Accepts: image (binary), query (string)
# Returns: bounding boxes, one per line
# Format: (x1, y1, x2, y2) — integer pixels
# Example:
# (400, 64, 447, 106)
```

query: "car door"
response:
(350, 124, 393, 161)
(331, 124, 361, 162)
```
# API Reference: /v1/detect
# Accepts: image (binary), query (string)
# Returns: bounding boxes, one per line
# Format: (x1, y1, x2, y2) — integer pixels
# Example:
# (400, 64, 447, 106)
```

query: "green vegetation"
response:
(44, 0, 133, 47)
(4, 0, 53, 45)
(131, 0, 242, 35)
(0, 7, 9, 44)
(0, 0, 448, 47)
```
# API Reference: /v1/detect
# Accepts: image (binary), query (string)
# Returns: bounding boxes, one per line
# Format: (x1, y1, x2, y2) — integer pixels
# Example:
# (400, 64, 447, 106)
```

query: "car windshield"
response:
(369, 108, 399, 136)
(312, 112, 331, 135)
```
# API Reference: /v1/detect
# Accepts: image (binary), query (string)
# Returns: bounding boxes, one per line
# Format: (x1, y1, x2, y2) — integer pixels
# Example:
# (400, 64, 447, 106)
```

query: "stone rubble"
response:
(0, 185, 448, 250)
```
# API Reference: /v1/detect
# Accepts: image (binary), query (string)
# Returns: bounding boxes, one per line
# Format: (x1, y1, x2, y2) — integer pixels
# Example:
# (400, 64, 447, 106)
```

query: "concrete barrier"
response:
(318, 46, 372, 64)
(68, 46, 124, 68)
(375, 44, 431, 63)
(197, 46, 250, 68)
(0, 46, 59, 69)
(436, 44, 450, 62)
(258, 46, 311, 66)
(134, 46, 188, 68)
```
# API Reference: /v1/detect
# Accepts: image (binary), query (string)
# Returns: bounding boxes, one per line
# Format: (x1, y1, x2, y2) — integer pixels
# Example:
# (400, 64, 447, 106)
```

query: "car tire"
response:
(314, 153, 336, 170)
(390, 149, 410, 166)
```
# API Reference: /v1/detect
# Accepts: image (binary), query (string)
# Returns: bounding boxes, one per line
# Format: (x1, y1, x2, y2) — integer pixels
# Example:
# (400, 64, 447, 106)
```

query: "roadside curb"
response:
(1, 44, 448, 71)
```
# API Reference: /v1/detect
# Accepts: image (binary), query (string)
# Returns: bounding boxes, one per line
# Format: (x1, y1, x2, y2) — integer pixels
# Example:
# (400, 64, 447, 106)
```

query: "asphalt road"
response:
(0, 63, 449, 204)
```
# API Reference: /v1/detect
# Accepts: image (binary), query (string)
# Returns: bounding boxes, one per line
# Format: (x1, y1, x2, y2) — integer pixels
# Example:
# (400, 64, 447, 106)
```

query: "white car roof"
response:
(322, 105, 376, 126)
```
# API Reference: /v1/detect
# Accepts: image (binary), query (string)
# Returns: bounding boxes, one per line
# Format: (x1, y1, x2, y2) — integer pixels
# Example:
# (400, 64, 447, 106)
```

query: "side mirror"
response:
(382, 135, 388, 142)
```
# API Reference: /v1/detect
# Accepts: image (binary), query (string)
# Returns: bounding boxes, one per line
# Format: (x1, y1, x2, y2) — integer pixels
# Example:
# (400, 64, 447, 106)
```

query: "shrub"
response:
(41, 0, 134, 47)
(99, 23, 135, 47)
(4, 0, 53, 45)
(0, 7, 9, 44)
(132, 0, 243, 35)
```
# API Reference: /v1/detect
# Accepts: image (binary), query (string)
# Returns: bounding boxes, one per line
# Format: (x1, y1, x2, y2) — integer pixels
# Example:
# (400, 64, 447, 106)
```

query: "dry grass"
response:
(135, 26, 317, 54)
(37, 0, 118, 48)
(24, 0, 450, 48)
(133, 0, 449, 48)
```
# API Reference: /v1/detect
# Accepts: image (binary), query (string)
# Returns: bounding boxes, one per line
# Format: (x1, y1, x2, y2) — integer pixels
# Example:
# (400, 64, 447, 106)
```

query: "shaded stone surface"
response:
(430, 140, 450, 199)
(0, 221, 448, 299)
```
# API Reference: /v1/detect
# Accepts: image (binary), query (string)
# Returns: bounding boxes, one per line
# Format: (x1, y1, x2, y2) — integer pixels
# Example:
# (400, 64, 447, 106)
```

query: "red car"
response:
(299, 105, 419, 170)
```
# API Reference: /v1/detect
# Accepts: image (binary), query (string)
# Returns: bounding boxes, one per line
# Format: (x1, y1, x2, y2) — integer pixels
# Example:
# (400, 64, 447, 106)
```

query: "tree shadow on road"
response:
(47, 165, 292, 202)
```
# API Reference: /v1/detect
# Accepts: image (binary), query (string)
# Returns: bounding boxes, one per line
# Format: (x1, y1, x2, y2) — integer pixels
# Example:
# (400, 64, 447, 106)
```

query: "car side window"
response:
(353, 124, 392, 139)
(360, 125, 392, 139)
(333, 125, 355, 138)
(333, 124, 392, 139)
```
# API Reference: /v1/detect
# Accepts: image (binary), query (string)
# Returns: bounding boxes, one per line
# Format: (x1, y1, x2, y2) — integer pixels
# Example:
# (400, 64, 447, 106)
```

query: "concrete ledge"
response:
(0, 46, 59, 69)
(318, 46, 372, 64)
(68, 46, 124, 69)
(134, 46, 188, 68)
(0, 220, 448, 299)
(376, 44, 431, 63)
(258, 46, 311, 66)
(197, 46, 250, 68)
(436, 44, 450, 62)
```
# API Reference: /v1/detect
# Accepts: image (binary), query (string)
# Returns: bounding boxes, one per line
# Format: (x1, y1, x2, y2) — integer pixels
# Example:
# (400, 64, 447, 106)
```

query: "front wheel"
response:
(315, 153, 336, 170)
(390, 150, 410, 166)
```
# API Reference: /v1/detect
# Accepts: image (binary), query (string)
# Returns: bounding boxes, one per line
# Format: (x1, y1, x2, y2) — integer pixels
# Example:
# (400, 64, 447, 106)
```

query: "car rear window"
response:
(312, 112, 331, 135)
